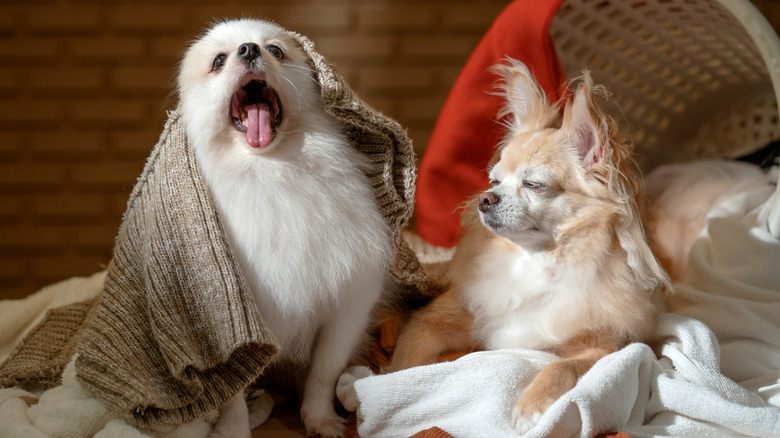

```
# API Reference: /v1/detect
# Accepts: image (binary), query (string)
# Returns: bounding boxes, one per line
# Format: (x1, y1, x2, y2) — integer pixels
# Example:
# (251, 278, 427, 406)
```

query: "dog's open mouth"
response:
(230, 74, 283, 148)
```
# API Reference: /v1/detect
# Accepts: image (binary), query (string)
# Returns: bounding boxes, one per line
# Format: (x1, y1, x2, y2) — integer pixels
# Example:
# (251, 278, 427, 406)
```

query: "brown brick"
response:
(358, 5, 436, 34)
(33, 255, 108, 281)
(0, 38, 62, 65)
(74, 224, 118, 252)
(331, 66, 359, 89)
(150, 37, 189, 62)
(400, 36, 479, 62)
(29, 67, 105, 95)
(32, 193, 107, 220)
(440, 66, 465, 92)
(25, 6, 102, 33)
(0, 69, 19, 95)
(276, 6, 353, 34)
(0, 258, 27, 299)
(111, 66, 173, 94)
(0, 225, 62, 253)
(108, 6, 187, 33)
(110, 193, 132, 216)
(72, 162, 143, 188)
(0, 131, 24, 158)
(0, 143, 19, 161)
(0, 99, 63, 126)
(315, 36, 395, 63)
(112, 130, 159, 158)
(361, 97, 399, 120)
(68, 99, 147, 125)
(0, 257, 25, 280)
(0, 195, 25, 222)
(0, 7, 19, 33)
(188, 9, 246, 30)
(407, 127, 433, 161)
(31, 131, 107, 159)
(360, 67, 435, 95)
(68, 37, 144, 61)
(190, 8, 354, 35)
(441, 5, 506, 32)
(0, 163, 66, 191)
(399, 97, 445, 125)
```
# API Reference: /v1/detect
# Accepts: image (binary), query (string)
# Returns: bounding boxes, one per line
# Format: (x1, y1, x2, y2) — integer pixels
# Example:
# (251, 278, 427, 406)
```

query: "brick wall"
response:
(1, 0, 779, 299)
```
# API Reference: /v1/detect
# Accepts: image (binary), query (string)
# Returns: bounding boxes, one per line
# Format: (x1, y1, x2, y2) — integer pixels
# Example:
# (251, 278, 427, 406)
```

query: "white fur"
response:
(176, 18, 391, 438)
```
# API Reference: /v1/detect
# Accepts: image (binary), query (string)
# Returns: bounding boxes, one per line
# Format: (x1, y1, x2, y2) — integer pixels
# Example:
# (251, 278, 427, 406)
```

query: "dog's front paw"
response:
(511, 383, 556, 435)
(302, 412, 346, 438)
(511, 404, 543, 435)
(246, 389, 275, 430)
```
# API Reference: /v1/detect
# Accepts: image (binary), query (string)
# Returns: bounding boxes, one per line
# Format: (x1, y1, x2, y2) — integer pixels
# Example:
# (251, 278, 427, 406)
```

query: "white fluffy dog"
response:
(176, 18, 391, 437)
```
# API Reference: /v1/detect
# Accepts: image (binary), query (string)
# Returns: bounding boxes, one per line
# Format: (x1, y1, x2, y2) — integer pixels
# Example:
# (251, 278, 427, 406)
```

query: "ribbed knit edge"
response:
(292, 32, 432, 299)
(74, 111, 278, 427)
(0, 299, 96, 390)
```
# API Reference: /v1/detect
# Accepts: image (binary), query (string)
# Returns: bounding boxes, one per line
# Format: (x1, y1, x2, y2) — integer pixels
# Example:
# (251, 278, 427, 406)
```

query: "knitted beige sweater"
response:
(0, 30, 430, 427)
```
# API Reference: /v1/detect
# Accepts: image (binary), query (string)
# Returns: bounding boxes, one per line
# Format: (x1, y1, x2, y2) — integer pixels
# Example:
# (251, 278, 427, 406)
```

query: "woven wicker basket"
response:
(550, 0, 780, 170)
(549, 0, 780, 236)
(408, 0, 780, 259)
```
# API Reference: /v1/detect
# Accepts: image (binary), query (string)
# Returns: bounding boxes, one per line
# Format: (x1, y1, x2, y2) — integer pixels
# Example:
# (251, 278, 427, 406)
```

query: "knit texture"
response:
(0, 299, 96, 390)
(74, 110, 279, 426)
(293, 31, 430, 295)
(0, 28, 431, 428)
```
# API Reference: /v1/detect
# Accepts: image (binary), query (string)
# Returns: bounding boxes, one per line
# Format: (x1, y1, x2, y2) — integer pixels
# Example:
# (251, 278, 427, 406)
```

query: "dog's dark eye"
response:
(266, 44, 284, 60)
(212, 54, 227, 72)
(489, 179, 501, 187)
(523, 181, 546, 190)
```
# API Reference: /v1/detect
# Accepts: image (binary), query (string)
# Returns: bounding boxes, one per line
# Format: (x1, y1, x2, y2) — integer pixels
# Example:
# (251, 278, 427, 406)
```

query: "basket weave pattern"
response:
(551, 0, 780, 170)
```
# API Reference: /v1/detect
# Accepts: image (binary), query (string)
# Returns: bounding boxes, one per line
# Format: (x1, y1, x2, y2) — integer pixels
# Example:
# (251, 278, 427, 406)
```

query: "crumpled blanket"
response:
(0, 25, 431, 435)
(337, 161, 780, 438)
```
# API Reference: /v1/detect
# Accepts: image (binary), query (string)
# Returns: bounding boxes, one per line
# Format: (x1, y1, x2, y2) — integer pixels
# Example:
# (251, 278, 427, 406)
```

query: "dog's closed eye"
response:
(522, 181, 545, 190)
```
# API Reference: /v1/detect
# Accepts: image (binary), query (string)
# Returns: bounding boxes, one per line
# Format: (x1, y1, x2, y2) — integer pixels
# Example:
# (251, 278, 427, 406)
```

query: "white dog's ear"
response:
(563, 72, 603, 165)
(497, 59, 553, 133)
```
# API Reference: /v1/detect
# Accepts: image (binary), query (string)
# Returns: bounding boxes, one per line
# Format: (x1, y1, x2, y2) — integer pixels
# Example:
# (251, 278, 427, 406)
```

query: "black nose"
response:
(478, 192, 500, 212)
(238, 43, 261, 62)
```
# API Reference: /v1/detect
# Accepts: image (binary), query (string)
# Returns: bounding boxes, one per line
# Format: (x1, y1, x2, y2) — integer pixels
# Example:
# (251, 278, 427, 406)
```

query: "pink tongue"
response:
(245, 103, 273, 148)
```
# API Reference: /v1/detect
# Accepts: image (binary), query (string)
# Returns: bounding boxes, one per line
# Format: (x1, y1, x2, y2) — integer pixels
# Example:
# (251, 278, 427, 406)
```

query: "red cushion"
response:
(415, 0, 568, 247)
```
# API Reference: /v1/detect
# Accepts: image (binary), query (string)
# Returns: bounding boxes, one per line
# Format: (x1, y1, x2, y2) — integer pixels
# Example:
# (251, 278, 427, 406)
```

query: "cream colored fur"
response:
(388, 60, 669, 434)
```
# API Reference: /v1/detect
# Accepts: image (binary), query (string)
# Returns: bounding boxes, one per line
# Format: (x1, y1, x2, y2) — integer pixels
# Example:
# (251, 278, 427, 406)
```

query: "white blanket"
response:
(337, 162, 780, 438)
(0, 275, 230, 438)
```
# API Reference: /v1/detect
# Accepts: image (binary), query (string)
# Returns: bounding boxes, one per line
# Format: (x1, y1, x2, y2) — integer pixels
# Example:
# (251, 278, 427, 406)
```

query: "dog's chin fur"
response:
(176, 18, 391, 438)
(387, 60, 670, 434)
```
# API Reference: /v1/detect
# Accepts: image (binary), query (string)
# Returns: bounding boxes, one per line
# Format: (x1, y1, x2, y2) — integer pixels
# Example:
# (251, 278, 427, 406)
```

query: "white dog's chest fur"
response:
(197, 134, 390, 363)
(464, 248, 591, 351)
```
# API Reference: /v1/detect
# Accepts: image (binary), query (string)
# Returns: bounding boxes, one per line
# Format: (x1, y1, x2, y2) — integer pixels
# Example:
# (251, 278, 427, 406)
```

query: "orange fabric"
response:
(347, 414, 456, 438)
(409, 426, 455, 438)
(415, 0, 567, 247)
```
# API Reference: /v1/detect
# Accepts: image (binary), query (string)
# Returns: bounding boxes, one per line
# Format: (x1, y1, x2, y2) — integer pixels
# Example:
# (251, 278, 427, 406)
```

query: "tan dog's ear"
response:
(562, 72, 603, 166)
(495, 59, 558, 136)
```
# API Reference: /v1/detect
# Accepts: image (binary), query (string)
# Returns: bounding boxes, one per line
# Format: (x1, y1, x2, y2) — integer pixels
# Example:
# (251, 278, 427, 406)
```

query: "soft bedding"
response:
(338, 160, 780, 438)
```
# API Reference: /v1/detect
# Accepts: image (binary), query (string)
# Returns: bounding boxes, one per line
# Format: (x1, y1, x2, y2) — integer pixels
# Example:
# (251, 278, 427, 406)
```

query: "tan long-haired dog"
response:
(387, 60, 670, 433)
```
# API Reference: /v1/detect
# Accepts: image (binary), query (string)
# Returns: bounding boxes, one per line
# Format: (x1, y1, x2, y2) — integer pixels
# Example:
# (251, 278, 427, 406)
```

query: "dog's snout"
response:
(478, 192, 500, 212)
(238, 43, 261, 62)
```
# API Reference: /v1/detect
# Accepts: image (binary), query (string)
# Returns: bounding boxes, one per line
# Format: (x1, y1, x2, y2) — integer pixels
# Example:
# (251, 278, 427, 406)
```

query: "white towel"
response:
(338, 162, 780, 437)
